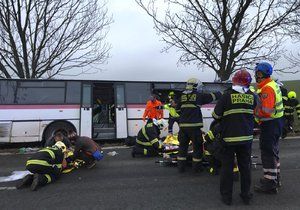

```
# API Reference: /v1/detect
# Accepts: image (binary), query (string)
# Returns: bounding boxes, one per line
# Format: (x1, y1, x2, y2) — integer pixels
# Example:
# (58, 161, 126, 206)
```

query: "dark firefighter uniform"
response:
(132, 122, 163, 157)
(212, 88, 256, 204)
(282, 95, 300, 137)
(203, 120, 239, 179)
(280, 86, 288, 106)
(254, 78, 284, 192)
(26, 147, 64, 190)
(177, 90, 222, 172)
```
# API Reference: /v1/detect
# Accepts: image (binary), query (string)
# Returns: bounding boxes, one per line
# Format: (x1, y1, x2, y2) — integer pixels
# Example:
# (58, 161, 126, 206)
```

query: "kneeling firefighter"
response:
(132, 119, 167, 157)
(203, 120, 239, 180)
(212, 69, 256, 205)
(16, 141, 67, 191)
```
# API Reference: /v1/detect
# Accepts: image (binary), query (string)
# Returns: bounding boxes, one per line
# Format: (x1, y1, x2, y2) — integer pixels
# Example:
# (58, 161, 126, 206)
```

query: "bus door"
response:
(92, 83, 115, 139)
(115, 84, 127, 138)
(80, 83, 92, 137)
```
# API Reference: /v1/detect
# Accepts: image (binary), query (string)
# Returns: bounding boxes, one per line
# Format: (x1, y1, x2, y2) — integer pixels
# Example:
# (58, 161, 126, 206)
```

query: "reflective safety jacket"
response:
(255, 78, 283, 122)
(212, 88, 256, 144)
(177, 90, 222, 128)
(164, 104, 179, 118)
(26, 147, 64, 170)
(136, 122, 162, 150)
(284, 98, 300, 119)
(143, 100, 163, 121)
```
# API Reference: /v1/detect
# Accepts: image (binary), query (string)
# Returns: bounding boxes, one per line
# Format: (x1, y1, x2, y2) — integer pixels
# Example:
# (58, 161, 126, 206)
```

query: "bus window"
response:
(0, 81, 17, 104)
(125, 83, 151, 104)
(66, 82, 81, 104)
(15, 86, 65, 104)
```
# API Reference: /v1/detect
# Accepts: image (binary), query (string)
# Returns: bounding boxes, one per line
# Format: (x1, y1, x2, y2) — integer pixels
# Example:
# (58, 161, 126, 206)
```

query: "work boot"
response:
(254, 178, 278, 194)
(276, 175, 282, 187)
(192, 162, 203, 173)
(177, 160, 186, 173)
(221, 196, 232, 206)
(233, 171, 239, 182)
(31, 174, 43, 191)
(16, 174, 33, 189)
(240, 193, 253, 205)
(131, 147, 136, 158)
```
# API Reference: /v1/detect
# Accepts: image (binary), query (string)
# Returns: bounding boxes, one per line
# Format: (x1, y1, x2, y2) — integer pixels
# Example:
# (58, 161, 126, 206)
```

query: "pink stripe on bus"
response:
(126, 104, 216, 108)
(0, 105, 81, 109)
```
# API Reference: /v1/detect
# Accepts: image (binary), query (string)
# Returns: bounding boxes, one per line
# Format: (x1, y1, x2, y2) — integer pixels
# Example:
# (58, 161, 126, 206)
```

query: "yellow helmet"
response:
(168, 91, 175, 96)
(54, 141, 67, 153)
(288, 91, 297, 99)
(186, 78, 202, 91)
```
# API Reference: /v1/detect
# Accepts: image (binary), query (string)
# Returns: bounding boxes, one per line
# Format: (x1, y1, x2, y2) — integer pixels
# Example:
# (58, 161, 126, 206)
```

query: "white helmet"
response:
(54, 141, 67, 153)
(186, 78, 203, 91)
(153, 119, 168, 130)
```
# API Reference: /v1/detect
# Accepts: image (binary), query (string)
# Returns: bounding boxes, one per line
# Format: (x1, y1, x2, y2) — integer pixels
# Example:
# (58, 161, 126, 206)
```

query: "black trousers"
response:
(178, 127, 202, 162)
(282, 116, 294, 137)
(220, 142, 252, 199)
(168, 117, 179, 134)
(26, 164, 60, 186)
(260, 118, 283, 182)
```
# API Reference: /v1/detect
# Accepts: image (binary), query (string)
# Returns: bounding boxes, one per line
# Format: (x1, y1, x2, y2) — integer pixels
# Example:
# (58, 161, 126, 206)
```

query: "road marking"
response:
(0, 186, 16, 191)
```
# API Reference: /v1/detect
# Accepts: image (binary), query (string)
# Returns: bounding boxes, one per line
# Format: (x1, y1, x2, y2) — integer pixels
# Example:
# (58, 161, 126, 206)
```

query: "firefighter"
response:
(131, 119, 167, 157)
(16, 141, 67, 191)
(282, 91, 300, 138)
(68, 131, 103, 169)
(143, 94, 164, 123)
(253, 62, 284, 194)
(203, 120, 239, 180)
(211, 70, 256, 205)
(164, 91, 180, 135)
(176, 78, 222, 173)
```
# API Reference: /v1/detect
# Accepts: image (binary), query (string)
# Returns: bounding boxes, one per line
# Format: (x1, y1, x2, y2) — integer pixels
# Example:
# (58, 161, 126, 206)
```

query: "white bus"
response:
(0, 79, 230, 144)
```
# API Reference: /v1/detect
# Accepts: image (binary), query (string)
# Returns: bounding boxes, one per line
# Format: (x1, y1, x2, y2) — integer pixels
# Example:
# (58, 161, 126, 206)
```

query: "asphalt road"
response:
(1, 138, 300, 210)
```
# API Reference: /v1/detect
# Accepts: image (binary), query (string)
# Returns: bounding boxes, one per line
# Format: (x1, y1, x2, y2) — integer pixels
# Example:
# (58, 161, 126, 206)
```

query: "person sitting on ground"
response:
(132, 119, 167, 157)
(68, 131, 103, 169)
(44, 131, 71, 148)
(16, 141, 68, 191)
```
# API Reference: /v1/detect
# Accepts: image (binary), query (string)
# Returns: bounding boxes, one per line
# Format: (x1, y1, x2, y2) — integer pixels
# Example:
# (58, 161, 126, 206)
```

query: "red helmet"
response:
(232, 69, 252, 87)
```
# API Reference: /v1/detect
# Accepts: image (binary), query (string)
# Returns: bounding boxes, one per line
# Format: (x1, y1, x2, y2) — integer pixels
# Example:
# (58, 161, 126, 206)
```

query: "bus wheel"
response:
(43, 121, 76, 146)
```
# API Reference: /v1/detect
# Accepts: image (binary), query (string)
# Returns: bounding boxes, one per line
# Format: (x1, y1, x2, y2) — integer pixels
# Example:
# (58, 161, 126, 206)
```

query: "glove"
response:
(92, 150, 104, 161)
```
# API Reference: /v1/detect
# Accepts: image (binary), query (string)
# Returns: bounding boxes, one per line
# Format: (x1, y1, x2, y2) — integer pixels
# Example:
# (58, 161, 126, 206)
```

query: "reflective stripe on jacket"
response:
(136, 123, 162, 150)
(212, 88, 256, 144)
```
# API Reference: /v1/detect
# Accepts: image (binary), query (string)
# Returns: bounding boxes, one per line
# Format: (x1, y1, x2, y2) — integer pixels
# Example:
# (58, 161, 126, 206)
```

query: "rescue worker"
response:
(253, 62, 284, 194)
(16, 141, 67, 191)
(282, 91, 300, 138)
(44, 131, 71, 148)
(164, 91, 180, 135)
(131, 119, 167, 157)
(143, 94, 164, 123)
(176, 78, 222, 173)
(68, 131, 103, 169)
(212, 69, 256, 205)
(203, 120, 239, 180)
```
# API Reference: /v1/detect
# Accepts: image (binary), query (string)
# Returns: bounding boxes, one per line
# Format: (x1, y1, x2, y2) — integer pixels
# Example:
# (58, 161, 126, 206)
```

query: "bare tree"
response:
(136, 0, 300, 81)
(0, 0, 112, 79)
(281, 7, 300, 71)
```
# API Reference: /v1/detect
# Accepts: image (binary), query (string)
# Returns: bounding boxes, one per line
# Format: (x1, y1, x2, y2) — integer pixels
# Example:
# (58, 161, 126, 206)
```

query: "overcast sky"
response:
(70, 0, 300, 82)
